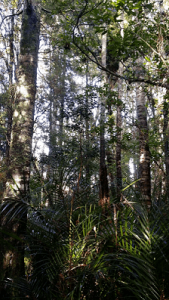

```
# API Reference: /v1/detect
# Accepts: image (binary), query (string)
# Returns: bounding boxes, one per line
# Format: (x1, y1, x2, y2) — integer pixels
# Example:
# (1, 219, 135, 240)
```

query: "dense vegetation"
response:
(1, 0, 169, 299)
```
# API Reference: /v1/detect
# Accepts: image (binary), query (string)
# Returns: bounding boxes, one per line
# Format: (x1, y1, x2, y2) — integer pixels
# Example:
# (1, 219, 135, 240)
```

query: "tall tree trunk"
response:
(99, 31, 109, 207)
(106, 76, 116, 200)
(106, 149, 116, 199)
(136, 83, 151, 207)
(116, 64, 123, 201)
(1, 0, 40, 290)
(85, 60, 90, 184)
(0, 10, 15, 294)
(116, 19, 123, 202)
(4, 1, 40, 198)
(47, 53, 67, 205)
(163, 92, 169, 199)
(6, 9, 14, 166)
(116, 104, 122, 201)
(58, 56, 66, 202)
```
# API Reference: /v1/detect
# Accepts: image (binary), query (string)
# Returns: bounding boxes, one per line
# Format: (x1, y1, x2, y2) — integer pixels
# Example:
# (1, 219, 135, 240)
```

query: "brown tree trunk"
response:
(106, 150, 116, 198)
(85, 61, 90, 184)
(99, 30, 109, 207)
(163, 92, 169, 199)
(116, 61, 123, 202)
(106, 77, 116, 200)
(100, 122, 109, 207)
(116, 104, 122, 201)
(1, 0, 40, 291)
(58, 56, 66, 203)
(136, 84, 151, 207)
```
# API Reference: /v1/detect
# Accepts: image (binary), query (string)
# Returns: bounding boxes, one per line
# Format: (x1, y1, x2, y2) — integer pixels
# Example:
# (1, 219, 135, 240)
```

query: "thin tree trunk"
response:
(99, 30, 109, 207)
(106, 76, 116, 200)
(116, 103, 122, 201)
(116, 63, 123, 201)
(85, 60, 90, 185)
(116, 20, 123, 202)
(58, 56, 66, 202)
(6, 9, 14, 166)
(136, 83, 151, 207)
(85, 62, 89, 172)
(163, 93, 169, 199)
(106, 150, 116, 198)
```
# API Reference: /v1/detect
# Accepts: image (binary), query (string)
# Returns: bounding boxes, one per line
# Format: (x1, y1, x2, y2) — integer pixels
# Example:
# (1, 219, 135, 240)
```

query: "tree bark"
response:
(136, 84, 151, 207)
(116, 64, 123, 202)
(85, 60, 90, 185)
(6, 9, 15, 166)
(1, 0, 40, 290)
(99, 31, 109, 207)
(163, 93, 169, 199)
(116, 103, 122, 201)
(4, 1, 40, 198)
(106, 150, 116, 198)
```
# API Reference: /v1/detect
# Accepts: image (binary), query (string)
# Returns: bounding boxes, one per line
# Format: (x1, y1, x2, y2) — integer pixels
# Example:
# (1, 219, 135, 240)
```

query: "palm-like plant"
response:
(1, 193, 165, 300)
(149, 201, 169, 299)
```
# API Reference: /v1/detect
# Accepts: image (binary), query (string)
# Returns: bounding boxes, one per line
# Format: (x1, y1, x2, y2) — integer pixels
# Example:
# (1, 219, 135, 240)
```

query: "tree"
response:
(1, 0, 40, 291)
(136, 82, 151, 207)
(4, 0, 40, 198)
(99, 30, 109, 207)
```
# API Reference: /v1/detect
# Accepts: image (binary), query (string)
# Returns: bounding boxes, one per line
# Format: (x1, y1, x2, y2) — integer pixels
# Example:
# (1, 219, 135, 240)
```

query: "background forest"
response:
(1, 0, 169, 299)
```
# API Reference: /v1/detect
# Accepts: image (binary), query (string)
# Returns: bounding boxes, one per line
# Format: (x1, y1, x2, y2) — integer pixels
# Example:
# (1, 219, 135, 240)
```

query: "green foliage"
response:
(3, 195, 169, 299)
(2, 0, 169, 298)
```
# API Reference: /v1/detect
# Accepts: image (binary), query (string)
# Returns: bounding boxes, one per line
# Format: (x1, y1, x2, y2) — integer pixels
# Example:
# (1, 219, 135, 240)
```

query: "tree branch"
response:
(73, 35, 169, 89)
(41, 7, 52, 14)
(0, 10, 23, 29)
(72, 3, 169, 89)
